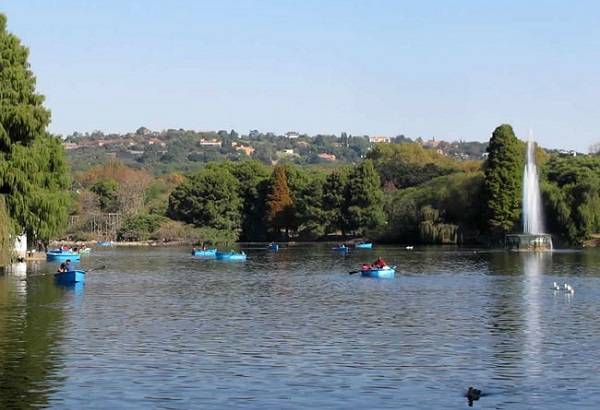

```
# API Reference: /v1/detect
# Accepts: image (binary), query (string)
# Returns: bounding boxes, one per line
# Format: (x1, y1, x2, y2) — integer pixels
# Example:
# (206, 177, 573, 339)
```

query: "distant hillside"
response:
(63, 127, 489, 174)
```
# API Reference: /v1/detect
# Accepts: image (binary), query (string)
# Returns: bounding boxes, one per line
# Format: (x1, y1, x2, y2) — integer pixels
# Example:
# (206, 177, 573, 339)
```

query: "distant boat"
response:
(216, 251, 247, 261)
(361, 266, 396, 279)
(267, 243, 279, 252)
(54, 269, 86, 284)
(97, 241, 113, 247)
(47, 250, 81, 262)
(354, 242, 373, 249)
(77, 247, 91, 255)
(332, 245, 350, 253)
(405, 246, 414, 250)
(192, 248, 217, 258)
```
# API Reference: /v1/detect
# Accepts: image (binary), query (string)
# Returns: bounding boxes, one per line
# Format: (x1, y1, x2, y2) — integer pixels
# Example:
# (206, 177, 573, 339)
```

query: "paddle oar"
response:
(85, 265, 106, 273)
(348, 269, 362, 275)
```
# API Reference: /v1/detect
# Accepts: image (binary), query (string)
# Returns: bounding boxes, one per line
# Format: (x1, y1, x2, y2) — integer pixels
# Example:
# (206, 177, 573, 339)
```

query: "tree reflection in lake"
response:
(0, 267, 67, 409)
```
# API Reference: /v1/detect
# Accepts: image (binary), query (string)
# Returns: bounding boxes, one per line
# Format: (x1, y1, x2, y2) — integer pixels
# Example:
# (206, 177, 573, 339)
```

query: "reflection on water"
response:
(523, 253, 547, 379)
(1, 245, 600, 409)
(0, 267, 66, 409)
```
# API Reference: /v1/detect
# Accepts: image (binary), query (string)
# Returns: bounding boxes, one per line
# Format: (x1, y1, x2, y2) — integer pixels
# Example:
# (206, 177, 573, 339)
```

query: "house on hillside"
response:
(235, 145, 255, 156)
(318, 153, 336, 161)
(286, 131, 300, 139)
(62, 142, 80, 150)
(369, 136, 390, 143)
(199, 139, 222, 147)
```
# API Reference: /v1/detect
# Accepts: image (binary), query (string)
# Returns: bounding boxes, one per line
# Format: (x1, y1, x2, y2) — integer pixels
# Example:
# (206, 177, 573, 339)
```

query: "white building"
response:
(14, 233, 27, 261)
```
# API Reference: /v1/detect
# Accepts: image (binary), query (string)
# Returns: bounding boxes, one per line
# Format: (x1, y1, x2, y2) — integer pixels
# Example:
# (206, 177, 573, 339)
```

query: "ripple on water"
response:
(2, 245, 600, 409)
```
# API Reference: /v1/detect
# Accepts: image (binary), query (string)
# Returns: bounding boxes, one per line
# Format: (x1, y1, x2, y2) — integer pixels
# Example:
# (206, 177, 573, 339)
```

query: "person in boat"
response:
(361, 263, 371, 271)
(65, 259, 73, 272)
(372, 257, 387, 269)
(57, 263, 67, 273)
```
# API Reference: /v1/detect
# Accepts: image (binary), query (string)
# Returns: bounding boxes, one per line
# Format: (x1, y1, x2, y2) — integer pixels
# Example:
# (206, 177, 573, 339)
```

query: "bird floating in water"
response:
(466, 387, 481, 407)
(554, 282, 575, 294)
(405, 246, 414, 250)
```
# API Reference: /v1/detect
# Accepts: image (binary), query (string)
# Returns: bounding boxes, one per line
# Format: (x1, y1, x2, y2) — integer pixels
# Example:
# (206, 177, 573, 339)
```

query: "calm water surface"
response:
(2, 244, 600, 409)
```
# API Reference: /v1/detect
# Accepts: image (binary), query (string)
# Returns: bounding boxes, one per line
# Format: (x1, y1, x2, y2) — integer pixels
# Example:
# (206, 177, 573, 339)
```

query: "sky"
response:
(2, 0, 599, 151)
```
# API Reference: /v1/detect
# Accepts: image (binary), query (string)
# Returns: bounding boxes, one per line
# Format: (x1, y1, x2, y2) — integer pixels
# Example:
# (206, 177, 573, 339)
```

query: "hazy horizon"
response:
(3, 0, 599, 152)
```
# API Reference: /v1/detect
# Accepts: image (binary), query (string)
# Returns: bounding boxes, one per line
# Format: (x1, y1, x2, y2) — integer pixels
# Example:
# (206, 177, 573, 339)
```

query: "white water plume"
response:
(522, 132, 544, 234)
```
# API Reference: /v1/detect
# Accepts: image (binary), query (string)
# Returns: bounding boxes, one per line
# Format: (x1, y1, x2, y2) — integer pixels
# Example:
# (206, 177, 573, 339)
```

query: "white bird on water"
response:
(552, 282, 560, 291)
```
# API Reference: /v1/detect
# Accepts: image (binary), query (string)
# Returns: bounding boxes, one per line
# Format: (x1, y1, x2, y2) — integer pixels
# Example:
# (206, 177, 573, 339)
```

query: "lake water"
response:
(1, 244, 600, 409)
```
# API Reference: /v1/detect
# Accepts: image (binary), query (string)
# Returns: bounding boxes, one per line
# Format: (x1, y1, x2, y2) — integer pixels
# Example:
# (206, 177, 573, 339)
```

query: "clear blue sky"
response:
(2, 0, 599, 151)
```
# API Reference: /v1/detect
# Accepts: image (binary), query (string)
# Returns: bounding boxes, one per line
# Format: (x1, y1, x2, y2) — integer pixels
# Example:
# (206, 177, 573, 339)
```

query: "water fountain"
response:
(505, 133, 553, 250)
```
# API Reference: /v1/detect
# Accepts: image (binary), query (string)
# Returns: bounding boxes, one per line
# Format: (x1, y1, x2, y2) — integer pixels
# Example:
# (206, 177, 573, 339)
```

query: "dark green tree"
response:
(322, 170, 348, 234)
(482, 124, 524, 238)
(228, 160, 270, 241)
(343, 159, 385, 235)
(542, 155, 600, 244)
(90, 179, 119, 212)
(167, 167, 242, 235)
(0, 14, 71, 251)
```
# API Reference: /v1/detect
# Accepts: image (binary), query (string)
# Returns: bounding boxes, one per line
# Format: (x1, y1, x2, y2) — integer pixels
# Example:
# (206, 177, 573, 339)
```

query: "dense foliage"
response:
(0, 14, 71, 261)
(542, 155, 600, 244)
(167, 166, 242, 234)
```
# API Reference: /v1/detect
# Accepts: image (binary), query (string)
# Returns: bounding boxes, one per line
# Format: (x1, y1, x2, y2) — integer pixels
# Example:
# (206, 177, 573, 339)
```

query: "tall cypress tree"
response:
(265, 166, 294, 238)
(483, 124, 524, 238)
(0, 14, 71, 253)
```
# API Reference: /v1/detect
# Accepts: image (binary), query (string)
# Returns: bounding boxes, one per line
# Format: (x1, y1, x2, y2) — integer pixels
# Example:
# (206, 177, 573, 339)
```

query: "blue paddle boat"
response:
(47, 250, 81, 262)
(216, 251, 247, 261)
(332, 245, 350, 253)
(55, 269, 86, 284)
(97, 241, 112, 247)
(361, 266, 396, 279)
(192, 248, 217, 257)
(267, 243, 279, 252)
(354, 242, 373, 249)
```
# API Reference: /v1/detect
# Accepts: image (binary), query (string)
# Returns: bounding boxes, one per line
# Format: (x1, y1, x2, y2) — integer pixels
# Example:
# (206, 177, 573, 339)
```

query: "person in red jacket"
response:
(372, 257, 386, 269)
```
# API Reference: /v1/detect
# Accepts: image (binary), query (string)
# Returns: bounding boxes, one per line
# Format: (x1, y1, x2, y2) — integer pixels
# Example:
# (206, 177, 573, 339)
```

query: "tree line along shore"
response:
(1, 13, 599, 267)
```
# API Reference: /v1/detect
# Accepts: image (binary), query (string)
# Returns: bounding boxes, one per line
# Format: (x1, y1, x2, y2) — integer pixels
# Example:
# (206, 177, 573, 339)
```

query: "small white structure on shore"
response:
(14, 233, 27, 261)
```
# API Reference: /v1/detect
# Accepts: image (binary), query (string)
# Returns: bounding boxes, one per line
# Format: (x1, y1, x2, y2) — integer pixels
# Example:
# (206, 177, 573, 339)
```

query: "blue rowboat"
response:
(192, 248, 217, 257)
(216, 251, 247, 261)
(47, 250, 81, 262)
(354, 242, 373, 249)
(55, 269, 86, 284)
(267, 243, 279, 252)
(97, 241, 112, 247)
(361, 266, 396, 279)
(333, 246, 350, 253)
